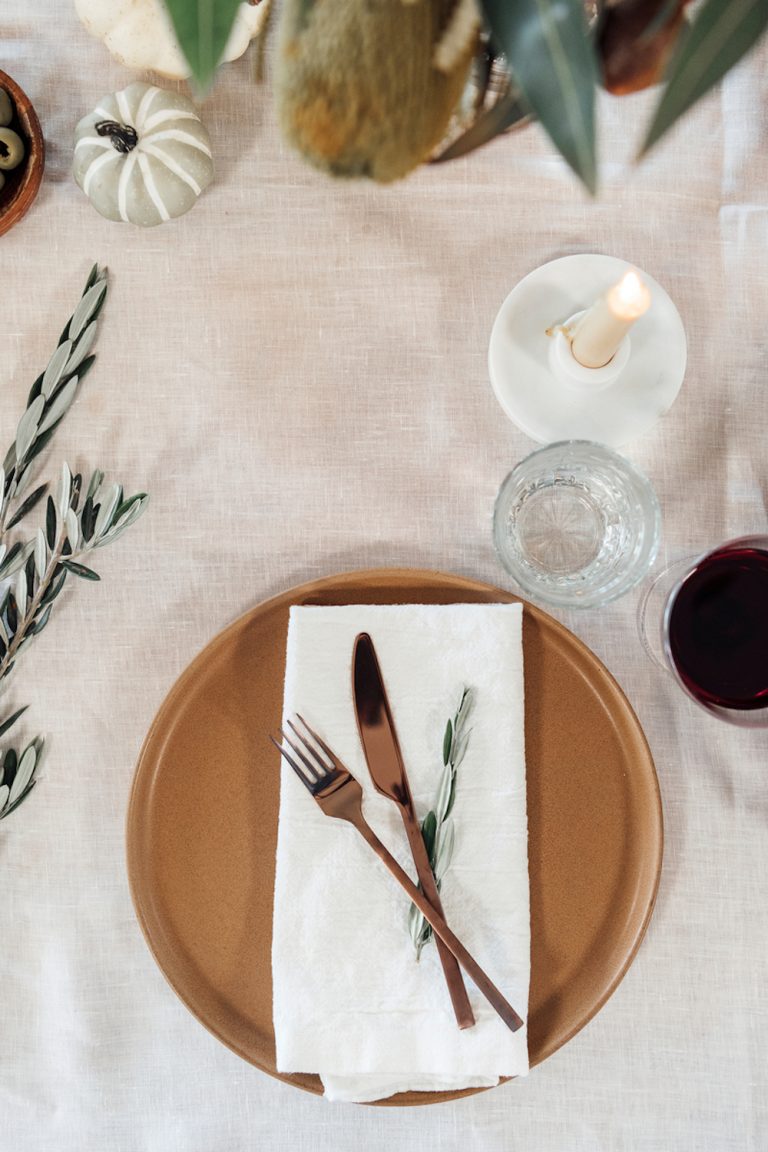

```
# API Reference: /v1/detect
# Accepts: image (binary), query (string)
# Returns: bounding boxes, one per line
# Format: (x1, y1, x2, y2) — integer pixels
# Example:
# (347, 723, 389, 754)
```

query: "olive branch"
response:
(0, 266, 148, 822)
(408, 687, 473, 959)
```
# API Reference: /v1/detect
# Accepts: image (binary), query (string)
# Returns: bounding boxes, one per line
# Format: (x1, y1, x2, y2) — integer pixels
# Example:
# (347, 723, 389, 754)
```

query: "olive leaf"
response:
(0, 738, 42, 821)
(641, 0, 768, 155)
(0, 265, 108, 537)
(0, 267, 148, 824)
(409, 688, 474, 958)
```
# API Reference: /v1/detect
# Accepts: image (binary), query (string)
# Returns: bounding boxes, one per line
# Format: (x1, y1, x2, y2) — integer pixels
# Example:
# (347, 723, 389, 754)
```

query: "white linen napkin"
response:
(272, 603, 529, 1103)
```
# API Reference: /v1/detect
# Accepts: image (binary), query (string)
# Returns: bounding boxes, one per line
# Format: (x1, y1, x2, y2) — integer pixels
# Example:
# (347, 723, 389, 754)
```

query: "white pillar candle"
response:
(571, 269, 652, 369)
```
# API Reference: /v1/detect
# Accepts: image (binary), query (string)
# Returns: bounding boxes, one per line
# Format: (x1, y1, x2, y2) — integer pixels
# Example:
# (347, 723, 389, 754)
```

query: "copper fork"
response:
(271, 714, 524, 1034)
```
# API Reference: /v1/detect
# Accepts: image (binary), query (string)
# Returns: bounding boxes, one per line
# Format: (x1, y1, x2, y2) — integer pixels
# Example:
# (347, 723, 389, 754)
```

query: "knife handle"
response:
(401, 811, 476, 1029)
(355, 818, 524, 1033)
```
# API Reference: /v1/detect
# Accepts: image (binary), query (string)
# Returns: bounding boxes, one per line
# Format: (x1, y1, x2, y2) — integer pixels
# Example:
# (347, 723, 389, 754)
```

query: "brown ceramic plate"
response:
(0, 70, 44, 236)
(127, 569, 662, 1105)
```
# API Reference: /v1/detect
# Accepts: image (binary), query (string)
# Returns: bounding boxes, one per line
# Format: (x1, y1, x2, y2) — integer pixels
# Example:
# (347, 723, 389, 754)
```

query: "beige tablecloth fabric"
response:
(1, 5, 767, 1150)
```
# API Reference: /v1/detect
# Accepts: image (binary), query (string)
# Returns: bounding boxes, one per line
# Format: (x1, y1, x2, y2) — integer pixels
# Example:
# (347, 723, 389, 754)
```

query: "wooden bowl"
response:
(0, 70, 45, 237)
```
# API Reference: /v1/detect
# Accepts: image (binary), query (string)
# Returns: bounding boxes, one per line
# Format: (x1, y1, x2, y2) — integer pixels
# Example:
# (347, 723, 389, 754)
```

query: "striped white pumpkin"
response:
(73, 82, 214, 227)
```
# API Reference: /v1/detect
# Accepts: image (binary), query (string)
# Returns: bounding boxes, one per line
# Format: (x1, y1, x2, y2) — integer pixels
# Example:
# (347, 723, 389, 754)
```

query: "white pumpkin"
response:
(75, 0, 270, 79)
(73, 82, 214, 227)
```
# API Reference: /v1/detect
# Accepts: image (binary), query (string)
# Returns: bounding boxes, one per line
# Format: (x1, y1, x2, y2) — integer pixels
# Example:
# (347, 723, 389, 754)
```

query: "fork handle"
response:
(355, 820, 524, 1033)
(400, 808, 476, 1030)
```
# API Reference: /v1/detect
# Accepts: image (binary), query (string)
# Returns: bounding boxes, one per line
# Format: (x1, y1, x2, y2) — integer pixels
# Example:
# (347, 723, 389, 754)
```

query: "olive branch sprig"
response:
(0, 266, 148, 823)
(408, 687, 473, 959)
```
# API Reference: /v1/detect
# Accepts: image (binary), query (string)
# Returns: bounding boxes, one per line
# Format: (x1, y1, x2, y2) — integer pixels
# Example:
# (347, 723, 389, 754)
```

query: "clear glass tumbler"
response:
(638, 536, 768, 726)
(493, 440, 661, 610)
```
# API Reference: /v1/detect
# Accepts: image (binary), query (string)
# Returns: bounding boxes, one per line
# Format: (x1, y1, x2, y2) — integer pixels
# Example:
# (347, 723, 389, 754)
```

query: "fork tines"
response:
(271, 713, 346, 795)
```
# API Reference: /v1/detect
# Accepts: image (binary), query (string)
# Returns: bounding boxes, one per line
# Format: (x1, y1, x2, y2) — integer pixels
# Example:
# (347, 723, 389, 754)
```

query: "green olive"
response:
(0, 127, 25, 170)
(0, 88, 12, 128)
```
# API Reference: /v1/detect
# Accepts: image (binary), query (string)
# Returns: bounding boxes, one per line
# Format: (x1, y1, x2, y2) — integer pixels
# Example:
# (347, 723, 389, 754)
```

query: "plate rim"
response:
(127, 567, 663, 1105)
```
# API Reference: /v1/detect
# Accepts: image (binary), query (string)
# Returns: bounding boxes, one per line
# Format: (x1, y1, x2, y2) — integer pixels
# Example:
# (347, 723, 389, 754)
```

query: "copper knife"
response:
(352, 632, 476, 1030)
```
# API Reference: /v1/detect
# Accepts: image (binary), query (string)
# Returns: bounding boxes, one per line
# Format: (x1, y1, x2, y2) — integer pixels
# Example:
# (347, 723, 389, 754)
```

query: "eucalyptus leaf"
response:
(15, 395, 45, 464)
(161, 0, 244, 92)
(41, 339, 72, 399)
(641, 0, 768, 155)
(480, 0, 598, 191)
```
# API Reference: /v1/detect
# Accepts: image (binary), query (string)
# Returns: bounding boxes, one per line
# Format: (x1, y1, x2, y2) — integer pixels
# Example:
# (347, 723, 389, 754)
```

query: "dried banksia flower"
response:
(277, 0, 479, 183)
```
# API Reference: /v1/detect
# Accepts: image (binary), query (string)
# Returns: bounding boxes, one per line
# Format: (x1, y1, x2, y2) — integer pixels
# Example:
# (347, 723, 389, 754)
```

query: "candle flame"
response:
(608, 269, 651, 320)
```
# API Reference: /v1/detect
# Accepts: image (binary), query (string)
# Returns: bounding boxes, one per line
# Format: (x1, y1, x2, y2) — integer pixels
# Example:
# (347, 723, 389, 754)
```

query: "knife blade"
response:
(352, 632, 476, 1030)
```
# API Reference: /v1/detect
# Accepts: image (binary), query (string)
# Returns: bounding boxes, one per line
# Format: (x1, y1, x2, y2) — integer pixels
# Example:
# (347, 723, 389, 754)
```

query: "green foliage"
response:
(162, 0, 244, 93)
(0, 268, 148, 824)
(642, 0, 768, 155)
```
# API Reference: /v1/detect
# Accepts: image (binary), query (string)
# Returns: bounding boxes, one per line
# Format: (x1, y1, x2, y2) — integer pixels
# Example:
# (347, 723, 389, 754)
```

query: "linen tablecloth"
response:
(1, 4, 767, 1150)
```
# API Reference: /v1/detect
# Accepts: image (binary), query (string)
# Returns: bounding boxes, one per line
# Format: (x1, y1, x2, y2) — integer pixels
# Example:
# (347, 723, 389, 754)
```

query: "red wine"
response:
(667, 546, 768, 711)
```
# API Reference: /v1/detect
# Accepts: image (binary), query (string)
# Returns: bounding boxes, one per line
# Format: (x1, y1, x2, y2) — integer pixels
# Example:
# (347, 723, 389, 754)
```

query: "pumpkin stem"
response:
(95, 120, 139, 154)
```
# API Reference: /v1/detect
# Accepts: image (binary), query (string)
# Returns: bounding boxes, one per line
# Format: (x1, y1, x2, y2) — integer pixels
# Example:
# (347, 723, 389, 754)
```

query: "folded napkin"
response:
(272, 603, 529, 1103)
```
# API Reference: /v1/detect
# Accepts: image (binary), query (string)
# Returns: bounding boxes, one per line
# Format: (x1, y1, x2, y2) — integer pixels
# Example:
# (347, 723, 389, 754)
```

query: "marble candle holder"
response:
(488, 254, 687, 446)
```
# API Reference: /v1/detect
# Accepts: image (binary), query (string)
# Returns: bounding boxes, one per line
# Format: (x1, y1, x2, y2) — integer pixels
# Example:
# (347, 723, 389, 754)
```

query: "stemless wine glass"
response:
(493, 440, 661, 609)
(638, 536, 768, 726)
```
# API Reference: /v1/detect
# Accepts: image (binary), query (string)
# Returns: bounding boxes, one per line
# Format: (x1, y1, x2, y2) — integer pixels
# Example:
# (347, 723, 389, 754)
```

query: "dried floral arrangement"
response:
(152, 0, 768, 191)
(0, 266, 148, 822)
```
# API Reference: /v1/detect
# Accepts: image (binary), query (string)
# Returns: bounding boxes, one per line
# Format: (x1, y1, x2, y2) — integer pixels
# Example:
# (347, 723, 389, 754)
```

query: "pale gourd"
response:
(75, 0, 270, 79)
(73, 83, 214, 227)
